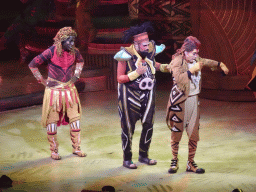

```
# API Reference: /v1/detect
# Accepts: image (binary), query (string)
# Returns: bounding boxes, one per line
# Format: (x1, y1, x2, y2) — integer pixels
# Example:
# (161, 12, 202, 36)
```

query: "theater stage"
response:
(0, 86, 256, 191)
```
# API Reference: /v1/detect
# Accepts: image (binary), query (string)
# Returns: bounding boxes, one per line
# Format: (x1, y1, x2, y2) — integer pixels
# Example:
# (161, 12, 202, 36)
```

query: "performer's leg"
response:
(168, 101, 185, 173)
(188, 139, 197, 162)
(170, 129, 183, 159)
(46, 106, 61, 160)
(121, 121, 137, 169)
(171, 140, 180, 160)
(118, 84, 139, 169)
(70, 120, 86, 157)
(138, 89, 157, 165)
(186, 139, 204, 174)
(121, 122, 136, 161)
(139, 121, 153, 158)
(47, 123, 61, 160)
(185, 96, 205, 173)
(168, 130, 183, 173)
(67, 102, 86, 157)
(185, 96, 200, 141)
(138, 121, 157, 165)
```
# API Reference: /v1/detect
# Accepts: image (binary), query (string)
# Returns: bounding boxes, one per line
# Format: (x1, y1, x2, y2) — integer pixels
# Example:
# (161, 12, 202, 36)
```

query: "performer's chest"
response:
(126, 57, 156, 74)
(51, 51, 76, 71)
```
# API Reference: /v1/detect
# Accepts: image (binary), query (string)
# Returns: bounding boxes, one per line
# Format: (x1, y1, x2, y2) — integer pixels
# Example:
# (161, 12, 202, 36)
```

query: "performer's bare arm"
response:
(28, 47, 54, 86)
(155, 62, 169, 72)
(70, 62, 84, 84)
(198, 57, 229, 75)
(117, 61, 130, 84)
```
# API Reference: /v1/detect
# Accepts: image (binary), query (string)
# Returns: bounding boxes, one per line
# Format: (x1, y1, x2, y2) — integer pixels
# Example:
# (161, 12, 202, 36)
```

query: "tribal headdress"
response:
(53, 27, 77, 57)
(173, 36, 201, 59)
(122, 21, 154, 43)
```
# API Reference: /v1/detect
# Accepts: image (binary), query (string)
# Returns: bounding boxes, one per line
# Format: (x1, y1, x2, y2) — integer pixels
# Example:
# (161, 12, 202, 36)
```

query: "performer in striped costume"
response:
(28, 27, 86, 160)
(114, 22, 168, 169)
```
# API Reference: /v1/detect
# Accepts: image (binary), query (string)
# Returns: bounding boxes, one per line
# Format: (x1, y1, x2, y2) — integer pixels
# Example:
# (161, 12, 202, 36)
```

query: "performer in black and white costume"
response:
(114, 22, 168, 169)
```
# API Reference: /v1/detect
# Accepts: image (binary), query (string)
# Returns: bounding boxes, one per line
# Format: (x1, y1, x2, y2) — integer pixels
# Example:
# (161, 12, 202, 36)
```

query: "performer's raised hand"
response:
(220, 62, 229, 75)
(136, 61, 147, 75)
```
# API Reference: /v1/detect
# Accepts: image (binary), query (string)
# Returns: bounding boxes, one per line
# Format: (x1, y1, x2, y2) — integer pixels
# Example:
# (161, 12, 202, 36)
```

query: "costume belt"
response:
(46, 78, 78, 111)
(46, 77, 74, 89)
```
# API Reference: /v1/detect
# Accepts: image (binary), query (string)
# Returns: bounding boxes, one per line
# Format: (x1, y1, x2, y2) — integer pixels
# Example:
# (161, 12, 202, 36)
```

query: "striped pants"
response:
(118, 83, 156, 161)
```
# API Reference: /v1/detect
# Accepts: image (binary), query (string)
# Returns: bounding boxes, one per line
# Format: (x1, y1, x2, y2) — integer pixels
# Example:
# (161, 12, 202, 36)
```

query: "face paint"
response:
(62, 36, 75, 52)
(137, 40, 150, 59)
(184, 49, 199, 63)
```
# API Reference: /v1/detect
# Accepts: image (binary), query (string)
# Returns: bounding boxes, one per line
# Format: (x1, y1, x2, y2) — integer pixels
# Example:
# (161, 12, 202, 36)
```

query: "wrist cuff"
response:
(160, 64, 169, 73)
(127, 71, 140, 81)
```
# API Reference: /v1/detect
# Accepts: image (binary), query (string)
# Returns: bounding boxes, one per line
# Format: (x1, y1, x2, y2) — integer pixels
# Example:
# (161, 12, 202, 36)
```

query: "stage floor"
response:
(0, 89, 255, 192)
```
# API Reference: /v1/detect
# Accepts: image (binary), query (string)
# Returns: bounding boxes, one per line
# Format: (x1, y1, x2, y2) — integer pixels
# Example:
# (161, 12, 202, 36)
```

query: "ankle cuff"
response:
(70, 129, 80, 132)
(47, 132, 57, 135)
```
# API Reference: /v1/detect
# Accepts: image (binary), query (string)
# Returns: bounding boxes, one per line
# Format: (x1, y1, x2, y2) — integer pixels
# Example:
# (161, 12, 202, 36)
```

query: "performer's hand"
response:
(159, 64, 169, 73)
(220, 62, 229, 75)
(46, 80, 59, 87)
(189, 62, 203, 74)
(136, 61, 147, 75)
(40, 78, 48, 87)
(70, 76, 79, 84)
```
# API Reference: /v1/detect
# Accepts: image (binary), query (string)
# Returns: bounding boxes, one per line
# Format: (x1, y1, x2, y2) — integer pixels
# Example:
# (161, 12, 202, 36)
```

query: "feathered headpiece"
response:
(122, 21, 154, 43)
(53, 27, 77, 56)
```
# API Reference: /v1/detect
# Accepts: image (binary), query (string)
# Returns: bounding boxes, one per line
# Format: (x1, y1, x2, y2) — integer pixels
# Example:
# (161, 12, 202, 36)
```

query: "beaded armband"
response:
(74, 62, 84, 78)
(29, 67, 43, 83)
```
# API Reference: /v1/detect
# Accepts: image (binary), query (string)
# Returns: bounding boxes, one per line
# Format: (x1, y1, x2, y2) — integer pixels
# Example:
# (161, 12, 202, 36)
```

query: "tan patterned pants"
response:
(171, 95, 200, 142)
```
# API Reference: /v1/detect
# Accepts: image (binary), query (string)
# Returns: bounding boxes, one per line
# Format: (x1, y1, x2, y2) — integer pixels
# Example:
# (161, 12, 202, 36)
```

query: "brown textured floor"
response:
(0, 60, 256, 192)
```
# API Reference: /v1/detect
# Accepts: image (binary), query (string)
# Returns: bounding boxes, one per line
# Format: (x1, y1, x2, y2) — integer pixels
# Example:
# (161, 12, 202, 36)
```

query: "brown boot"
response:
(186, 161, 205, 174)
(168, 158, 179, 174)
(47, 134, 61, 160)
(70, 131, 86, 157)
